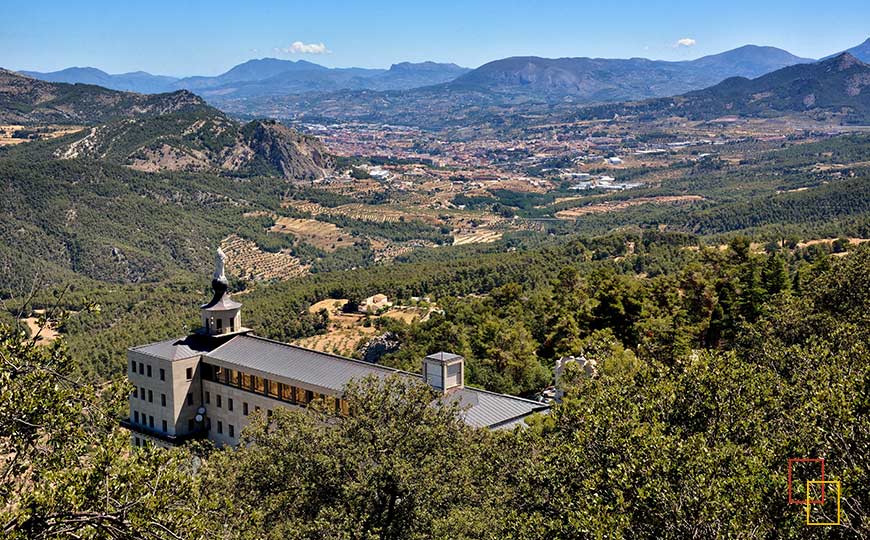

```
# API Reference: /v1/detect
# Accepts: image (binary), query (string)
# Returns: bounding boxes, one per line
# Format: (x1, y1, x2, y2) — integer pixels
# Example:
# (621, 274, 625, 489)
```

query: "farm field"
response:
(270, 216, 355, 251)
(294, 299, 428, 356)
(452, 229, 503, 245)
(555, 195, 705, 219)
(282, 199, 442, 224)
(220, 234, 307, 281)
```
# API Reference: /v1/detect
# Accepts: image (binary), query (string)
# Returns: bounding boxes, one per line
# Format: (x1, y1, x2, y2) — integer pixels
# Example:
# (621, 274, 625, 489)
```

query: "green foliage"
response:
(0, 322, 202, 539)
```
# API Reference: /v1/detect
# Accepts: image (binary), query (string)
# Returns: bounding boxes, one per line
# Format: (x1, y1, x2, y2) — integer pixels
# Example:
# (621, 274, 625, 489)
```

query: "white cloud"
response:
(275, 41, 331, 55)
(674, 38, 697, 48)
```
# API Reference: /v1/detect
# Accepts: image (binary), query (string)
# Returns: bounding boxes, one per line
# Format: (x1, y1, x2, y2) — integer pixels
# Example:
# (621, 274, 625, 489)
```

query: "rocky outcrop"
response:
(242, 120, 333, 180)
(359, 332, 401, 364)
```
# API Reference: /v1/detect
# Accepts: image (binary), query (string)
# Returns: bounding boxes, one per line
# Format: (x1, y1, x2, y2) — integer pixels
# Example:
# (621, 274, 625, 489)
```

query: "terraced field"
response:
(270, 217, 355, 251)
(220, 234, 308, 281)
(282, 199, 441, 224)
(452, 229, 503, 245)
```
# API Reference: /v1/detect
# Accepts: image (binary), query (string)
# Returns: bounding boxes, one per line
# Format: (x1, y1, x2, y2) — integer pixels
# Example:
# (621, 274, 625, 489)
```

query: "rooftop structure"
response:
(125, 251, 549, 448)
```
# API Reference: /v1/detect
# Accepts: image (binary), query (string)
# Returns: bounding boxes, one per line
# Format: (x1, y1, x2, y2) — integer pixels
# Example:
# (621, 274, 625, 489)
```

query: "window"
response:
(159, 368, 165, 381)
(255, 406, 261, 413)
(241, 373, 252, 391)
(206, 418, 211, 431)
(186, 367, 193, 380)
(131, 360, 136, 373)
(216, 318, 222, 332)
(253, 376, 265, 394)
(161, 393, 166, 407)
(243, 402, 249, 416)
(134, 411, 139, 423)
(135, 436, 141, 447)
(148, 416, 154, 429)
(205, 391, 210, 405)
(228, 398, 233, 412)
(148, 390, 153, 403)
(230, 319, 235, 332)
(228, 369, 239, 386)
(138, 363, 144, 375)
(216, 395, 222, 408)
(339, 399, 350, 416)
(140, 387, 145, 401)
(267, 379, 279, 398)
(229, 424, 235, 438)
(306, 390, 314, 404)
(295, 387, 307, 404)
(147, 365, 152, 377)
(217, 421, 223, 434)
(281, 384, 295, 403)
(186, 393, 193, 406)
(162, 420, 167, 432)
(188, 419, 194, 431)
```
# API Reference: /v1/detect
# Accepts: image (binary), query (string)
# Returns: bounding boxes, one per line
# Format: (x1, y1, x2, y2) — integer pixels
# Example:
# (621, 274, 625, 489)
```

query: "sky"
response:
(2, 0, 869, 77)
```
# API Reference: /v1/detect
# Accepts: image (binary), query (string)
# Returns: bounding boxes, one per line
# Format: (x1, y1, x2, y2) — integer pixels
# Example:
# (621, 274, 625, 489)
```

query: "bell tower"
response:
(200, 248, 244, 336)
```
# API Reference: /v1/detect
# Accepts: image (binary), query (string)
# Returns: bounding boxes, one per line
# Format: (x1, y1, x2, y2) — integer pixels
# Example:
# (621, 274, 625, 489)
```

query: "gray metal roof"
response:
(204, 335, 400, 393)
(144, 333, 548, 428)
(201, 292, 242, 311)
(129, 334, 223, 361)
(447, 388, 549, 429)
(426, 351, 463, 363)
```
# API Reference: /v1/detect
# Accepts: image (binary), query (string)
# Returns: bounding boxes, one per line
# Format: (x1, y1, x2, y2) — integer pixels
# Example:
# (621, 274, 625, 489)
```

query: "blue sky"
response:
(2, 0, 868, 76)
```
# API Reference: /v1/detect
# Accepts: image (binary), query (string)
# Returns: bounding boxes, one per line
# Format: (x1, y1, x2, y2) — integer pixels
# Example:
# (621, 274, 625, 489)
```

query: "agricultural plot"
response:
(220, 234, 307, 281)
(282, 199, 441, 224)
(270, 217, 355, 252)
(555, 195, 704, 219)
(295, 300, 427, 356)
(292, 326, 376, 357)
(452, 229, 503, 245)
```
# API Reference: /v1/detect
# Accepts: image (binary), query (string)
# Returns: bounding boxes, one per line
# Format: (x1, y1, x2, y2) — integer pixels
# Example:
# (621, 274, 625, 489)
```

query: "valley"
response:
(3, 8, 870, 538)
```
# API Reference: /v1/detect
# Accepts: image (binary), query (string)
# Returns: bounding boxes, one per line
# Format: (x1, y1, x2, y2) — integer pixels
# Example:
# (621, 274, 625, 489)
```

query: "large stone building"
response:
(124, 249, 549, 448)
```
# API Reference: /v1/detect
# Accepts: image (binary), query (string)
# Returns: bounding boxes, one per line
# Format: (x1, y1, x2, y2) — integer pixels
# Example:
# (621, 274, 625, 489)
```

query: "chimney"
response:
(423, 352, 464, 394)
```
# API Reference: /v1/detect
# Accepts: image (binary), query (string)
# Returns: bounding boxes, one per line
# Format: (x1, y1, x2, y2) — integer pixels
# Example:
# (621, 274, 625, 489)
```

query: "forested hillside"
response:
(3, 241, 868, 538)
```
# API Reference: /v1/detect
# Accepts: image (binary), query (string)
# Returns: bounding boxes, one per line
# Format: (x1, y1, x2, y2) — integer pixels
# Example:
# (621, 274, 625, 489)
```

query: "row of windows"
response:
(130, 360, 165, 381)
(201, 363, 349, 415)
(133, 386, 167, 407)
(131, 410, 168, 433)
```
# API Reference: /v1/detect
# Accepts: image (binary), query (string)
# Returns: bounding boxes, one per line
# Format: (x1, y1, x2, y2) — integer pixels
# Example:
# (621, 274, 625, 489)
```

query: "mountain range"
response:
(20, 40, 870, 107)
(0, 69, 332, 179)
(573, 53, 870, 124)
(444, 45, 814, 102)
(22, 60, 471, 98)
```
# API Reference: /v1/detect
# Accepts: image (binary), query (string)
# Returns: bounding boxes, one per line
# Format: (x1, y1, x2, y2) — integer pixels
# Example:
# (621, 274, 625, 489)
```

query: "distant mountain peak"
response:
(827, 52, 864, 71)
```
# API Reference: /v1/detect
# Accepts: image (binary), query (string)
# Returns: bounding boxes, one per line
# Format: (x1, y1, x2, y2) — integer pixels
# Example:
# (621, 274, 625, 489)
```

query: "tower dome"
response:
(200, 248, 244, 336)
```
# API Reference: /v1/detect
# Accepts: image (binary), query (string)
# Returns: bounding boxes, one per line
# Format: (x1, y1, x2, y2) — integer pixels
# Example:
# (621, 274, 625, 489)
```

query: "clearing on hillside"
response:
(270, 217, 355, 251)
